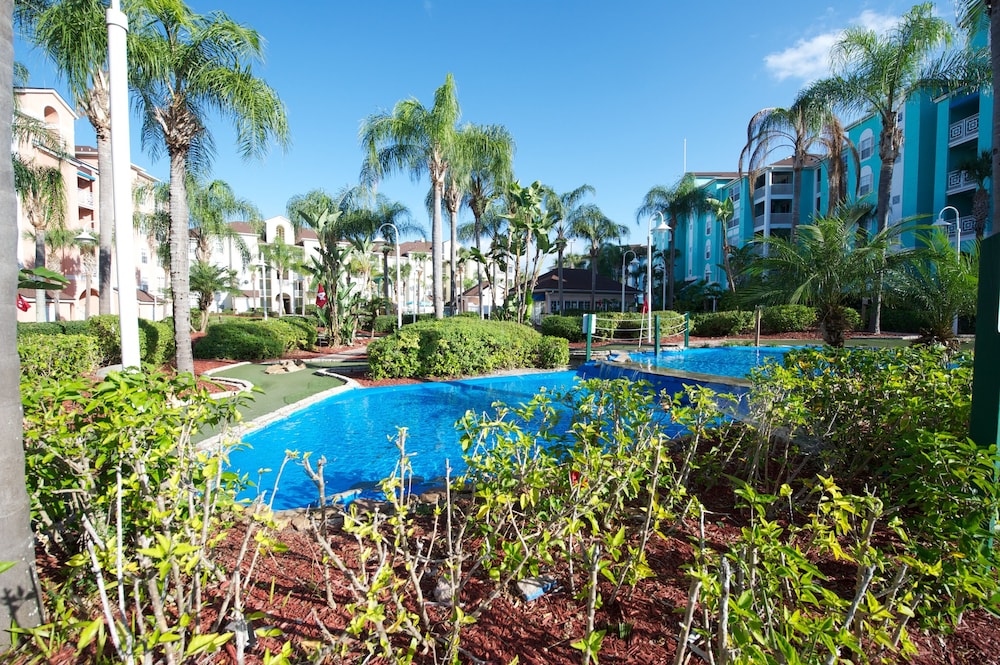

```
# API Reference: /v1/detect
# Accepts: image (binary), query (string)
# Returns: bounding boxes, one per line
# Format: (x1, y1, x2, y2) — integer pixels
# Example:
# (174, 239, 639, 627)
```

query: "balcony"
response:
(78, 190, 94, 210)
(754, 212, 793, 228)
(946, 169, 977, 194)
(939, 215, 978, 239)
(947, 114, 978, 147)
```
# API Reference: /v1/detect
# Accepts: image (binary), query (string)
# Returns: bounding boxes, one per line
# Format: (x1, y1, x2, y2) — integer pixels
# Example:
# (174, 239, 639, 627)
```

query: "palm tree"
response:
(546, 184, 596, 314)
(567, 204, 627, 310)
(743, 203, 914, 346)
(260, 237, 304, 316)
(188, 176, 262, 264)
(887, 230, 979, 346)
(958, 1, 998, 242)
(811, 3, 981, 332)
(0, 0, 45, 643)
(14, 157, 65, 322)
(132, 2, 289, 375)
(189, 260, 237, 332)
(638, 175, 712, 309)
(17, 0, 117, 315)
(739, 92, 841, 241)
(707, 196, 737, 291)
(957, 149, 992, 239)
(360, 73, 461, 319)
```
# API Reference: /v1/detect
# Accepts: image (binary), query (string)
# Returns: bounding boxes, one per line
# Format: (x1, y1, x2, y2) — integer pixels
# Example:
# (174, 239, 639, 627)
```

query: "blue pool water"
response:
(629, 345, 793, 377)
(233, 371, 581, 510)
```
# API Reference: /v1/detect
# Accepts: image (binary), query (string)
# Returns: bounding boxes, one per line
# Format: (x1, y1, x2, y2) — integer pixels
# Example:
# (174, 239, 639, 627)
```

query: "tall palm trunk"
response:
(169, 152, 194, 374)
(95, 132, 113, 314)
(449, 205, 459, 311)
(869, 120, 902, 334)
(993, 5, 1000, 241)
(667, 222, 678, 309)
(432, 183, 444, 318)
(34, 232, 45, 322)
(589, 248, 598, 311)
(791, 163, 802, 242)
(0, 0, 44, 643)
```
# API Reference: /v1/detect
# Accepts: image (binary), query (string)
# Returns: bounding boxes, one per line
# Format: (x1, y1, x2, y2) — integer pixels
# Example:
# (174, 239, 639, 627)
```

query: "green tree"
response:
(13, 157, 65, 322)
(260, 236, 304, 317)
(739, 92, 844, 240)
(0, 0, 45, 645)
(887, 230, 979, 346)
(132, 1, 289, 374)
(189, 260, 237, 332)
(360, 73, 461, 319)
(956, 149, 992, 239)
(188, 175, 261, 264)
(545, 184, 596, 314)
(811, 2, 983, 332)
(638, 174, 711, 309)
(707, 196, 737, 291)
(743, 203, 914, 347)
(567, 203, 627, 311)
(17, 0, 116, 315)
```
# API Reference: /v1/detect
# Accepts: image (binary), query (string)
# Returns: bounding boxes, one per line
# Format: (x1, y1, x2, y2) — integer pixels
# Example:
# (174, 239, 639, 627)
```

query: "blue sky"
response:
(15, 1, 925, 248)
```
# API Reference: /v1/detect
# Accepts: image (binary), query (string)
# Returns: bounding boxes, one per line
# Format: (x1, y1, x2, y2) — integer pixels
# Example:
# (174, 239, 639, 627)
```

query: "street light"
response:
(936, 205, 961, 335)
(75, 231, 96, 319)
(647, 212, 671, 342)
(620, 248, 637, 313)
(377, 223, 403, 331)
(254, 261, 268, 320)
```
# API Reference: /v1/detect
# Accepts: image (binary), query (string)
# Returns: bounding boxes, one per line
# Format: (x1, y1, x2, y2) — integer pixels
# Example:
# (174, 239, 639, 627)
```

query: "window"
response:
(140, 250, 148, 265)
(704, 239, 711, 260)
(704, 265, 712, 282)
(859, 129, 874, 160)
(705, 217, 712, 236)
(859, 166, 873, 197)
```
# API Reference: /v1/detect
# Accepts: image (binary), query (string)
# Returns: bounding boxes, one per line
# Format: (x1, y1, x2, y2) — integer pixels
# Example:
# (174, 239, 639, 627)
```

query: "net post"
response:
(684, 312, 690, 349)
(654, 315, 661, 357)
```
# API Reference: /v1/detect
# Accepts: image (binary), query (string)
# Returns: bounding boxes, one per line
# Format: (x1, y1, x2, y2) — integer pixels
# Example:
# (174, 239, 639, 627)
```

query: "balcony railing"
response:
(754, 212, 793, 228)
(946, 169, 977, 194)
(78, 190, 94, 209)
(948, 113, 979, 147)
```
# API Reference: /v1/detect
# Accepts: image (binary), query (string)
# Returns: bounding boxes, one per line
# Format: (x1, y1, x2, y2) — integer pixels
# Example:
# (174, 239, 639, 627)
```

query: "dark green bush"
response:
(86, 315, 176, 366)
(18, 334, 101, 382)
(16, 321, 64, 338)
(373, 315, 399, 334)
(539, 315, 584, 343)
(369, 318, 553, 379)
(138, 319, 176, 367)
(610, 312, 645, 340)
(691, 310, 754, 337)
(536, 335, 569, 368)
(279, 315, 319, 349)
(880, 308, 932, 333)
(842, 307, 861, 332)
(193, 321, 286, 361)
(256, 318, 305, 353)
(58, 320, 90, 336)
(759, 305, 816, 334)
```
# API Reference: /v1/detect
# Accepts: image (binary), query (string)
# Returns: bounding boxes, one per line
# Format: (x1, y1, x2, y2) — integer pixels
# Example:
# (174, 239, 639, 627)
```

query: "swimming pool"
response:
(233, 370, 581, 510)
(629, 345, 793, 377)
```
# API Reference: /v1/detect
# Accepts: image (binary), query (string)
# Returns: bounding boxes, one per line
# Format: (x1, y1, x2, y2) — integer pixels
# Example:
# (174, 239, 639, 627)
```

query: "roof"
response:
(532, 268, 638, 294)
(400, 241, 432, 255)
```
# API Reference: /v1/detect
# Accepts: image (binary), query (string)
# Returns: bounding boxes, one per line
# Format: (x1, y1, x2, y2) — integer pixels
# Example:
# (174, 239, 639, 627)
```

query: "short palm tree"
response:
(887, 231, 979, 347)
(360, 73, 461, 319)
(188, 176, 262, 264)
(547, 184, 596, 314)
(14, 157, 65, 322)
(567, 204, 627, 311)
(132, 1, 289, 374)
(743, 203, 914, 347)
(189, 260, 238, 333)
(260, 237, 304, 317)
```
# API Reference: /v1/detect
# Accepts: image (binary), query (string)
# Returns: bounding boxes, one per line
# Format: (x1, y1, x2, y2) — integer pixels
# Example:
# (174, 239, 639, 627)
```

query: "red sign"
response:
(16, 294, 29, 312)
(315, 284, 328, 308)
(640, 300, 649, 314)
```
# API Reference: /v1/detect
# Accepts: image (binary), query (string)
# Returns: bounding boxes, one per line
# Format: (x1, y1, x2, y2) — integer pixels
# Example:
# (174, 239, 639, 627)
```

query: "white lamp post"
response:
(647, 212, 671, 342)
(620, 249, 637, 313)
(75, 231, 96, 320)
(254, 262, 268, 320)
(936, 205, 961, 335)
(377, 223, 403, 330)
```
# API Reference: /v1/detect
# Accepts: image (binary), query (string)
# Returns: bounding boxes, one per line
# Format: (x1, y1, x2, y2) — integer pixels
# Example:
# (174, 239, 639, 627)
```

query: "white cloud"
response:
(763, 10, 900, 83)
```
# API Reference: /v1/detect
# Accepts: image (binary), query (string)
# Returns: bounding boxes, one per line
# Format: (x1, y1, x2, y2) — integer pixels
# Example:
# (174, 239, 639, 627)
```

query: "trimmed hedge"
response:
(368, 317, 568, 379)
(373, 315, 399, 334)
(193, 321, 286, 361)
(18, 334, 100, 382)
(759, 305, 817, 334)
(540, 315, 585, 343)
(16, 321, 64, 338)
(87, 315, 175, 367)
(691, 310, 754, 337)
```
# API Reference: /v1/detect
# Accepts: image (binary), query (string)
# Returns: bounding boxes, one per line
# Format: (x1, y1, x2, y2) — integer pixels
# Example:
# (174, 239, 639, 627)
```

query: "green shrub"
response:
(368, 318, 551, 379)
(193, 321, 286, 361)
(759, 305, 816, 334)
(373, 315, 399, 334)
(880, 308, 931, 333)
(279, 315, 319, 349)
(611, 312, 645, 340)
(18, 334, 100, 382)
(536, 335, 569, 367)
(539, 315, 584, 342)
(690, 310, 753, 337)
(58, 320, 90, 336)
(256, 318, 304, 353)
(85, 315, 176, 366)
(16, 321, 64, 338)
(842, 306, 861, 332)
(139, 319, 176, 366)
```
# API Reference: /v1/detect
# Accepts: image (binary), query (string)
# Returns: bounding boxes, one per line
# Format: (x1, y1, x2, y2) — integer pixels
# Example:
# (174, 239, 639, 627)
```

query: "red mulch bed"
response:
(153, 332, 998, 664)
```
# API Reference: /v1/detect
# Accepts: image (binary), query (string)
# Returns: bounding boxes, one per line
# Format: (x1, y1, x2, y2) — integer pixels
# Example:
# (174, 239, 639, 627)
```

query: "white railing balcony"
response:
(77, 190, 94, 209)
(940, 215, 978, 239)
(768, 183, 793, 197)
(947, 113, 979, 146)
(946, 169, 977, 194)
(767, 212, 793, 227)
